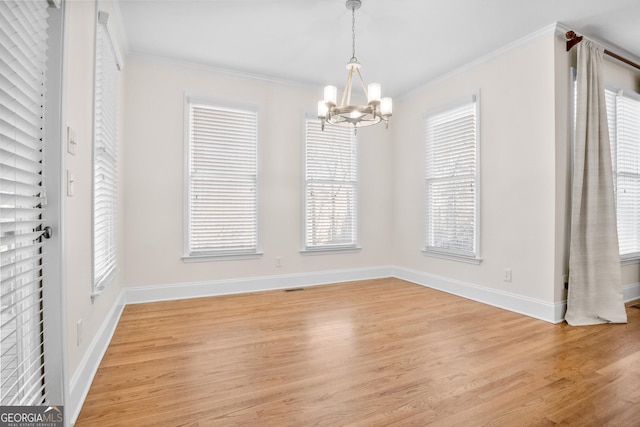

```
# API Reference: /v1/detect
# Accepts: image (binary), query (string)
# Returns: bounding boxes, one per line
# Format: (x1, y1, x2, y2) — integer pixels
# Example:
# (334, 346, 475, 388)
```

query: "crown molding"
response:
(397, 23, 559, 100)
(127, 51, 320, 92)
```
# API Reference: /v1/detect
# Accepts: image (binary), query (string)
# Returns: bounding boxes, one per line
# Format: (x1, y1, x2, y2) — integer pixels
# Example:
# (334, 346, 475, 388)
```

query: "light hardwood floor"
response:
(76, 278, 640, 426)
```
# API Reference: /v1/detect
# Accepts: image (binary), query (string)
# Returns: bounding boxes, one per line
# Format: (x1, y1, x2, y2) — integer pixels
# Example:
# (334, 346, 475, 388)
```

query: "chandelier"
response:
(318, 0, 392, 132)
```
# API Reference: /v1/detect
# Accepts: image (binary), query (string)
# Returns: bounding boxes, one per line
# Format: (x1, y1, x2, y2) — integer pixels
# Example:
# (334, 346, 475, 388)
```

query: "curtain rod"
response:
(565, 30, 640, 71)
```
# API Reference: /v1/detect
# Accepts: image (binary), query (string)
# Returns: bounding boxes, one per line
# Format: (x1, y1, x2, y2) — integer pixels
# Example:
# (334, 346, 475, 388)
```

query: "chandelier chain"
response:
(351, 5, 356, 62)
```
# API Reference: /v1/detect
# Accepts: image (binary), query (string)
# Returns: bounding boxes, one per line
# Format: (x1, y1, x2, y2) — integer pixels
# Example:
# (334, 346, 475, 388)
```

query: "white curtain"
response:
(565, 41, 627, 326)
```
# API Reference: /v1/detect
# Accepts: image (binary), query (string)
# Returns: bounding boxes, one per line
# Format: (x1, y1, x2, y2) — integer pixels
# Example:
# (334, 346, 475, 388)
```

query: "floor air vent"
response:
(284, 288, 305, 293)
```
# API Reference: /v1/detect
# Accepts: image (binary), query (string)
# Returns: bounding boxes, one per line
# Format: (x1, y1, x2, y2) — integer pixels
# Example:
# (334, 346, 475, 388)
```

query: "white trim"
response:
(43, 0, 67, 408)
(399, 23, 558, 100)
(68, 290, 125, 426)
(66, 271, 640, 422)
(554, 22, 572, 38)
(623, 282, 640, 303)
(302, 116, 360, 251)
(129, 51, 319, 91)
(91, 6, 120, 298)
(300, 247, 362, 256)
(183, 96, 261, 258)
(423, 91, 481, 261)
(182, 252, 264, 263)
(58, 3, 70, 421)
(622, 257, 640, 266)
(392, 266, 565, 324)
(125, 266, 393, 305)
(421, 250, 482, 265)
(552, 282, 640, 323)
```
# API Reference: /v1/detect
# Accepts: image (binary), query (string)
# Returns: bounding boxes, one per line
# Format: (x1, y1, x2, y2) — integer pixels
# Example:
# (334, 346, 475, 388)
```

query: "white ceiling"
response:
(117, 0, 640, 97)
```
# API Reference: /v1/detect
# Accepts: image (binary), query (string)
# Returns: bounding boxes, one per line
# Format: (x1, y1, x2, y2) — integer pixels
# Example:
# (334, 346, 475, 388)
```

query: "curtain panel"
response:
(566, 41, 627, 326)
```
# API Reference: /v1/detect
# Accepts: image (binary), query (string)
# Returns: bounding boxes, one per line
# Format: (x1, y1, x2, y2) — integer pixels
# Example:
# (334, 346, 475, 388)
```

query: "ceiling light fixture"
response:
(318, 0, 392, 132)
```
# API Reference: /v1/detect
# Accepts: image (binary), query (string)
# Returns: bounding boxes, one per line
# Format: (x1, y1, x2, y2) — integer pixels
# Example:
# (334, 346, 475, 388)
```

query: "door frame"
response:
(42, 0, 68, 410)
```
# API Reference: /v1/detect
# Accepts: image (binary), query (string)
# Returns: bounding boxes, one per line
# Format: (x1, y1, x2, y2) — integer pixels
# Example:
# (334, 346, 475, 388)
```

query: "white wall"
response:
(122, 57, 393, 289)
(553, 36, 572, 303)
(392, 33, 560, 304)
(63, 0, 126, 407)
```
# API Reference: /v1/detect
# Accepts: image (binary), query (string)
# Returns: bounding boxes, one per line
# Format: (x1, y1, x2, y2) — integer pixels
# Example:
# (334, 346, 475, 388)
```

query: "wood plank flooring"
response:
(75, 278, 640, 426)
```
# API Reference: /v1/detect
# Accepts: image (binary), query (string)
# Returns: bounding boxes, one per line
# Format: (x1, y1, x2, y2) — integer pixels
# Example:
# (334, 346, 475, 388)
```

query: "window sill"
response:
(300, 246, 361, 256)
(92, 267, 119, 302)
(422, 249, 482, 265)
(621, 256, 640, 266)
(183, 252, 263, 263)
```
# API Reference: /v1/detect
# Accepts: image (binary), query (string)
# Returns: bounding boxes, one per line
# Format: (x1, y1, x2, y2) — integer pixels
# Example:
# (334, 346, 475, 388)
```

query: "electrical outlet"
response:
(276, 256, 283, 268)
(503, 268, 512, 282)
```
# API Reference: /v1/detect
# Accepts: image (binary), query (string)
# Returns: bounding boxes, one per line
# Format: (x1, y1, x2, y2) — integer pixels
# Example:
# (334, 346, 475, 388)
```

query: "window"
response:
(303, 118, 358, 251)
(605, 89, 640, 258)
(424, 94, 480, 262)
(1, 0, 52, 404)
(185, 99, 259, 259)
(93, 11, 120, 294)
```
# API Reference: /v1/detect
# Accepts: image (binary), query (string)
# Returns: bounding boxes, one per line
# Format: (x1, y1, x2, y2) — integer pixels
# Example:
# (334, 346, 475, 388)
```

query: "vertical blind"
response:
(424, 96, 478, 257)
(0, 0, 50, 405)
(93, 13, 119, 292)
(304, 119, 358, 250)
(606, 89, 640, 257)
(187, 103, 258, 256)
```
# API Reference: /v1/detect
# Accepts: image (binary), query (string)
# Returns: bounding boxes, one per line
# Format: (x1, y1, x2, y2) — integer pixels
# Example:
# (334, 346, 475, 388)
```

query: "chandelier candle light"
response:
(318, 0, 392, 132)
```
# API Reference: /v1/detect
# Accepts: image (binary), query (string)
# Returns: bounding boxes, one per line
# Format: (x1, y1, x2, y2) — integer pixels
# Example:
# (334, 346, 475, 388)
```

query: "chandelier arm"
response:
(344, 67, 354, 107)
(355, 67, 369, 99)
(348, 67, 355, 105)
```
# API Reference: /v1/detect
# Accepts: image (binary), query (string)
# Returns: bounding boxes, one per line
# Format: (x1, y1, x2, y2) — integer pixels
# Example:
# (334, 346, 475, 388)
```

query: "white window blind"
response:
(304, 118, 358, 250)
(0, 0, 50, 405)
(605, 89, 640, 258)
(93, 12, 119, 293)
(424, 95, 479, 259)
(186, 102, 258, 257)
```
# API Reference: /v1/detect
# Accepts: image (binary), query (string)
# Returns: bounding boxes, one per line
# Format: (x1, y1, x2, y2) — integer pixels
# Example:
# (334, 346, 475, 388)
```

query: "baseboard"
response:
(623, 282, 640, 303)
(69, 267, 634, 424)
(68, 290, 125, 426)
(544, 282, 640, 326)
(125, 265, 394, 305)
(392, 266, 565, 323)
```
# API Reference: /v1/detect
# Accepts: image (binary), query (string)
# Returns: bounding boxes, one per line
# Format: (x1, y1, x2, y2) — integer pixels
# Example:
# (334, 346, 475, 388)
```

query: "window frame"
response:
(422, 92, 481, 264)
(604, 87, 640, 262)
(301, 116, 360, 254)
(92, 9, 121, 296)
(183, 96, 261, 262)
